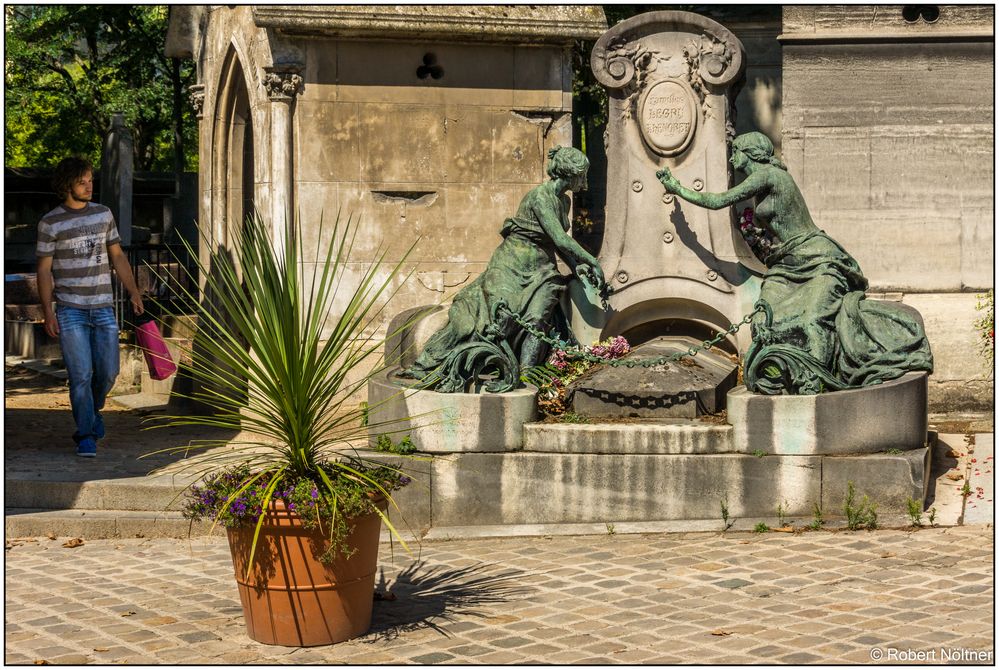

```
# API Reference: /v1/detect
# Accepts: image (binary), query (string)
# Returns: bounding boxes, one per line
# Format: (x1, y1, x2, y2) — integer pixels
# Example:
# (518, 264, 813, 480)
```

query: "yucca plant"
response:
(145, 211, 417, 570)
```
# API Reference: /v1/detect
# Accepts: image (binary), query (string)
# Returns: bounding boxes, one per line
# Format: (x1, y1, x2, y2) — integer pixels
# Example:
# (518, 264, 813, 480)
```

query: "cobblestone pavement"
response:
(5, 525, 993, 665)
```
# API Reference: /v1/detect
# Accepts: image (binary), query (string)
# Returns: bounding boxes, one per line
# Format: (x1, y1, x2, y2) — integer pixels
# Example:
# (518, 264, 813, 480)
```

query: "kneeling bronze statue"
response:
(657, 132, 933, 394)
(399, 146, 606, 393)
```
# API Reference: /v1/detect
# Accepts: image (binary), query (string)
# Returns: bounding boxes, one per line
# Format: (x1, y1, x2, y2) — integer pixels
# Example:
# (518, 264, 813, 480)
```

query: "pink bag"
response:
(135, 320, 177, 380)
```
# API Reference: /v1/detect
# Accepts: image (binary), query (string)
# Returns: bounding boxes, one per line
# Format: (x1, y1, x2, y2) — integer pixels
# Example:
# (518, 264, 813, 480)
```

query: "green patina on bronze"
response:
(657, 131, 933, 395)
(399, 146, 606, 393)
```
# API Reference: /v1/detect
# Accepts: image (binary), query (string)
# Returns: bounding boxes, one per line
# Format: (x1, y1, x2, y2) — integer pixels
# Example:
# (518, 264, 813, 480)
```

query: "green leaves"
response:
(148, 211, 417, 562)
(4, 5, 196, 170)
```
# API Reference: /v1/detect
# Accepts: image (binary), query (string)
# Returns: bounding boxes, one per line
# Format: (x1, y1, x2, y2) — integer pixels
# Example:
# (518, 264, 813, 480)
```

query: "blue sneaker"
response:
(76, 438, 97, 458)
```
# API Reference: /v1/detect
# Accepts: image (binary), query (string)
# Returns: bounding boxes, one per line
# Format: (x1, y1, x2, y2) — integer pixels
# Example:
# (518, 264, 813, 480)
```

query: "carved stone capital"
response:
(188, 83, 205, 119)
(262, 67, 303, 102)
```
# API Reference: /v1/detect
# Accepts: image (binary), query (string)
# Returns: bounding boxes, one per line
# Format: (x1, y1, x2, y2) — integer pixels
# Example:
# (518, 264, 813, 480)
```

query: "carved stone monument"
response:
(575, 12, 761, 351)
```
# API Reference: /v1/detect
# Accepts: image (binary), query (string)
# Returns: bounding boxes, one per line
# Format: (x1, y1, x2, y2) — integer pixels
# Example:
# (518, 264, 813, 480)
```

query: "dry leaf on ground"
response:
(710, 629, 732, 636)
(46, 532, 56, 540)
(33, 661, 49, 665)
(880, 552, 896, 558)
(946, 448, 962, 458)
(946, 473, 964, 481)
(121, 611, 136, 617)
(62, 538, 84, 548)
(93, 647, 109, 652)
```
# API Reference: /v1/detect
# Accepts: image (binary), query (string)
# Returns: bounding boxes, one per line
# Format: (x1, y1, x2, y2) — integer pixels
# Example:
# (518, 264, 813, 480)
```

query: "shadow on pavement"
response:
(365, 560, 529, 641)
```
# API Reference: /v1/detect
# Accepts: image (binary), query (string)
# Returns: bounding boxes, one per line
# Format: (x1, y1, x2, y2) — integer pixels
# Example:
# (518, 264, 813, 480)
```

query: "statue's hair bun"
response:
(547, 147, 561, 160)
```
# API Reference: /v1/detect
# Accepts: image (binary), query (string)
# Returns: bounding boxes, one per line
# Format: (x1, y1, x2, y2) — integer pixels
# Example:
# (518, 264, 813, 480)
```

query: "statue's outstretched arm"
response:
(535, 202, 606, 292)
(656, 168, 766, 210)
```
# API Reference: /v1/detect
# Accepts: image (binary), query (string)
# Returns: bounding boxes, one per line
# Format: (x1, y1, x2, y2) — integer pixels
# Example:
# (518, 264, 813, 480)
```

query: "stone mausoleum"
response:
(168, 5, 993, 412)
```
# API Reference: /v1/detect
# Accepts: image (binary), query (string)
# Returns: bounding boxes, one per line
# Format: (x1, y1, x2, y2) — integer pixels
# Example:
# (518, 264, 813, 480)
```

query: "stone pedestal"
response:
(727, 371, 930, 455)
(366, 367, 538, 453)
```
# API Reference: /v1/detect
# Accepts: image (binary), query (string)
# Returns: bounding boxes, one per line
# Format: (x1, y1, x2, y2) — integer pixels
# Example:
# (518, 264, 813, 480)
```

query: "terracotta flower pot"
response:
(226, 498, 386, 646)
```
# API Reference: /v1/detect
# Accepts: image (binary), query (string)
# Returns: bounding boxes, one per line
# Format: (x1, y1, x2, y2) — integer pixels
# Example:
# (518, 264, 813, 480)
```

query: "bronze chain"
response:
(498, 304, 764, 369)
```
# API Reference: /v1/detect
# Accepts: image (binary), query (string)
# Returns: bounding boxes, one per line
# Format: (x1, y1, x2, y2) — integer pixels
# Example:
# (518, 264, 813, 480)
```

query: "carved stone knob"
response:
(616, 271, 630, 284)
(632, 180, 643, 193)
(662, 194, 674, 204)
(707, 270, 718, 281)
(663, 232, 674, 244)
(692, 179, 704, 191)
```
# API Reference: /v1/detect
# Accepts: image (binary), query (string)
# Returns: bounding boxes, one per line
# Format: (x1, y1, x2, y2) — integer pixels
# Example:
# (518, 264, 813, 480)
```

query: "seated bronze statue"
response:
(399, 146, 606, 393)
(657, 131, 933, 395)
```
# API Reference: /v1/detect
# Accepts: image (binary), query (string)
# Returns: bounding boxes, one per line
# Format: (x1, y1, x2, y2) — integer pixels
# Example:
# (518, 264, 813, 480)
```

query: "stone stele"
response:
(574, 11, 761, 351)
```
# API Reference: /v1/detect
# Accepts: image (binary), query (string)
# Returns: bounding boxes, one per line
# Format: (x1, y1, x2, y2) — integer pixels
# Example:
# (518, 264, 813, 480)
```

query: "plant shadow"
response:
(364, 560, 529, 641)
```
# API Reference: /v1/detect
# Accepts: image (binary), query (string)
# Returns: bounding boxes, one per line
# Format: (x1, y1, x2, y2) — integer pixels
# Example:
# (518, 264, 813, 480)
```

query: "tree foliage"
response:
(4, 5, 197, 171)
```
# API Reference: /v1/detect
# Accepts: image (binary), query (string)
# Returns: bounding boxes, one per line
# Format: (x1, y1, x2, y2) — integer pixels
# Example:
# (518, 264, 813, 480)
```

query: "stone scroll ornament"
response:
(657, 132, 934, 395)
(398, 147, 607, 393)
(591, 17, 743, 155)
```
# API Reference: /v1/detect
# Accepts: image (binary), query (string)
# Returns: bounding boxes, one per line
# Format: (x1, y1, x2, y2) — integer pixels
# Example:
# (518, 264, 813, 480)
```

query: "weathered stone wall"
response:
(294, 39, 574, 341)
(780, 5, 994, 411)
(183, 6, 604, 405)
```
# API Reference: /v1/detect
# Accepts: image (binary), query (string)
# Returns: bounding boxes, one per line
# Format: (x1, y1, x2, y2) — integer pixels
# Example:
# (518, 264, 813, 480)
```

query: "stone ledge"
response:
(253, 6, 607, 44)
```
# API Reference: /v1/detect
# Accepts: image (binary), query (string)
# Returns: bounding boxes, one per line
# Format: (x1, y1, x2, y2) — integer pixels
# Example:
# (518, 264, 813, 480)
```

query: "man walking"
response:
(36, 156, 144, 457)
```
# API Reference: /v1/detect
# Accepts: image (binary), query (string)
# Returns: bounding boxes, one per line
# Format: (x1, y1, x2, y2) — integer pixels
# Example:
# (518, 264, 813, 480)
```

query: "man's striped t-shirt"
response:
(36, 203, 121, 309)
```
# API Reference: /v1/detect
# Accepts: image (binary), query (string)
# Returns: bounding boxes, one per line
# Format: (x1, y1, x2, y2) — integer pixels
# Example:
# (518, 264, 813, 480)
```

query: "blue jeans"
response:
(56, 305, 119, 444)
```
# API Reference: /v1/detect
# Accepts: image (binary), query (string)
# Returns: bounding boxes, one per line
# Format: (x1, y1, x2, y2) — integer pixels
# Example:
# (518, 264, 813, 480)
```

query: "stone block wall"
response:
(780, 5, 994, 411)
(294, 39, 573, 340)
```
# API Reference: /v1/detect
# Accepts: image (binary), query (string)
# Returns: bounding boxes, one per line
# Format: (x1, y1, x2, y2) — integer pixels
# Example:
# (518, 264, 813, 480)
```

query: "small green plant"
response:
(605, 523, 616, 535)
(359, 401, 369, 427)
(807, 502, 824, 530)
(374, 434, 417, 455)
(559, 411, 591, 424)
(885, 448, 902, 455)
(776, 500, 789, 527)
(974, 289, 993, 374)
(752, 449, 766, 458)
(753, 522, 770, 533)
(928, 507, 937, 526)
(844, 481, 878, 530)
(906, 497, 924, 527)
(720, 499, 734, 531)
(962, 481, 972, 498)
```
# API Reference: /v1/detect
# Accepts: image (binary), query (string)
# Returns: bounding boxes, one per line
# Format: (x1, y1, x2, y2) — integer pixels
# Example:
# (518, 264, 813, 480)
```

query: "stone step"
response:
(429, 448, 930, 526)
(4, 509, 424, 544)
(523, 420, 734, 454)
(5, 474, 196, 512)
(4, 508, 210, 539)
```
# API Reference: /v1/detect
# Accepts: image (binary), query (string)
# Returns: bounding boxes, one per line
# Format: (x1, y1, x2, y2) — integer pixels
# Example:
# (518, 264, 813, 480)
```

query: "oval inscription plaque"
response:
(640, 80, 697, 156)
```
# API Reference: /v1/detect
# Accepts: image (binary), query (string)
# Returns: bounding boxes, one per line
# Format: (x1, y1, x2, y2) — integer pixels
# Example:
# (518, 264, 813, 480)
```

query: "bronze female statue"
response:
(657, 131, 933, 394)
(400, 146, 606, 393)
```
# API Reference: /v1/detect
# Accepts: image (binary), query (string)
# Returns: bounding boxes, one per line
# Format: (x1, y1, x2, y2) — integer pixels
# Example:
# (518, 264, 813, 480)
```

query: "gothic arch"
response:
(211, 46, 256, 249)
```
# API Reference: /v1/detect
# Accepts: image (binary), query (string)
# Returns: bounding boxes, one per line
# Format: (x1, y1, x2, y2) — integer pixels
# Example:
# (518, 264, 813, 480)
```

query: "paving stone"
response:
(410, 651, 455, 663)
(3, 526, 992, 664)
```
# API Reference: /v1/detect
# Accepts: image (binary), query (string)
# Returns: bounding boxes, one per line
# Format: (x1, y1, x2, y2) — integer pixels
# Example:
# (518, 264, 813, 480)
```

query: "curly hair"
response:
(52, 156, 94, 200)
(732, 132, 787, 171)
(546, 146, 589, 179)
